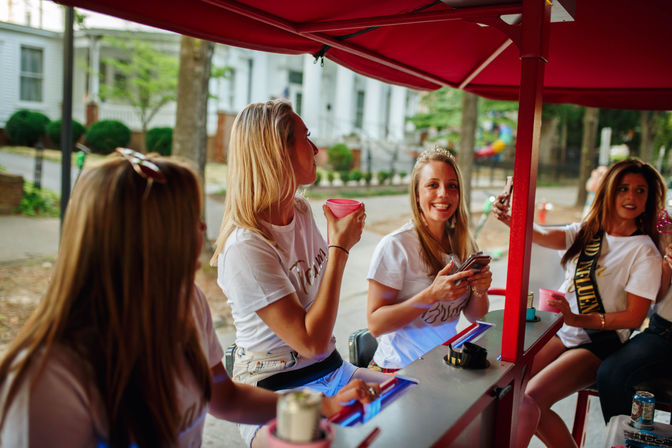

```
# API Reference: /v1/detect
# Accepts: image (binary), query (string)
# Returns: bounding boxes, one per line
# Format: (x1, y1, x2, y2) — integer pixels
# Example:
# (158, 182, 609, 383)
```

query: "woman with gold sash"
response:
(493, 158, 665, 447)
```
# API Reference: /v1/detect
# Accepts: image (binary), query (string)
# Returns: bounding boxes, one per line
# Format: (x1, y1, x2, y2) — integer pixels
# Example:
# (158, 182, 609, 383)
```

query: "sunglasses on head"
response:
(657, 209, 672, 234)
(116, 148, 167, 184)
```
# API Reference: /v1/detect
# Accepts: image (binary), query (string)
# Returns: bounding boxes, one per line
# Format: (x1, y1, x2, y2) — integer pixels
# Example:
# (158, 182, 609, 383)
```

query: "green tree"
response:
(99, 37, 179, 151)
(173, 36, 214, 253)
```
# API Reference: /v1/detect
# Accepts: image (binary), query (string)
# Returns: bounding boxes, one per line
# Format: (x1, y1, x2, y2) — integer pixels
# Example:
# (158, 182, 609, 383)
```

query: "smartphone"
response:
(455, 252, 491, 285)
(499, 176, 513, 205)
(457, 252, 492, 272)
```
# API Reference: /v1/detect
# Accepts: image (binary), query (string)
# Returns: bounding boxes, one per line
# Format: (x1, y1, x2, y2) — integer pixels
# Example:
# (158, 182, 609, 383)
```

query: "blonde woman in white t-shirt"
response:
(493, 157, 666, 447)
(211, 100, 387, 447)
(366, 147, 492, 371)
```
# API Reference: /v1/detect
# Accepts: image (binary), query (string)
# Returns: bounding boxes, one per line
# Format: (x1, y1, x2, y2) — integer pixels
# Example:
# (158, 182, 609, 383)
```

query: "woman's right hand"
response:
(321, 379, 381, 417)
(423, 261, 472, 304)
(491, 192, 511, 226)
(323, 204, 366, 251)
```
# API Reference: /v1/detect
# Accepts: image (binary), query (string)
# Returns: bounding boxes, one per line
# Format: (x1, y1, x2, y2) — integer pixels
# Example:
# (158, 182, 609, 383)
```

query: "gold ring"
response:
(368, 386, 376, 397)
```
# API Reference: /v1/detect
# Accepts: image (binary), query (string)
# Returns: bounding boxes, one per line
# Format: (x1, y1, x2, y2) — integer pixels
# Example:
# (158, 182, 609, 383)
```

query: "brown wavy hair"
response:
(0, 155, 212, 447)
(561, 158, 666, 267)
(410, 147, 478, 276)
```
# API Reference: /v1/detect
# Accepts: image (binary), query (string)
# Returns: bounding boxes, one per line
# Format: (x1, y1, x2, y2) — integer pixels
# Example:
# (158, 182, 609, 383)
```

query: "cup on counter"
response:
(267, 419, 334, 448)
(325, 198, 361, 218)
(538, 288, 564, 313)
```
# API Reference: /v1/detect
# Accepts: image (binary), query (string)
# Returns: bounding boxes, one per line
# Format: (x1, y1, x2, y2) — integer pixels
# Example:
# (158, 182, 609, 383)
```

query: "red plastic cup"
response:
(538, 288, 564, 313)
(325, 199, 362, 218)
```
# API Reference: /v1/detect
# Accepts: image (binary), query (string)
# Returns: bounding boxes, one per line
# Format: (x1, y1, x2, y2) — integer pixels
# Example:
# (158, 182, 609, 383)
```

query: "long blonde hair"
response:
(562, 157, 666, 266)
(211, 99, 306, 265)
(0, 155, 212, 447)
(410, 147, 477, 276)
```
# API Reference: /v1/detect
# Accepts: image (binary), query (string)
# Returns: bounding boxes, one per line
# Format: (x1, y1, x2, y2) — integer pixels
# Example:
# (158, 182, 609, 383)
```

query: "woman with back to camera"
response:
(366, 147, 492, 372)
(0, 150, 378, 448)
(492, 158, 665, 447)
(211, 100, 387, 447)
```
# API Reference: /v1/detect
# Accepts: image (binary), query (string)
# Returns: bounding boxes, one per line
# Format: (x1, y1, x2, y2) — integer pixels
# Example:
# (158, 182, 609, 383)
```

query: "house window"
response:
(288, 70, 303, 85)
(20, 46, 43, 102)
(355, 90, 365, 129)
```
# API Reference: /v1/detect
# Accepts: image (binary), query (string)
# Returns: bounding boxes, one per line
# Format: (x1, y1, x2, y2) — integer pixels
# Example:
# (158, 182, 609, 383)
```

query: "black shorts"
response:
(566, 330, 623, 360)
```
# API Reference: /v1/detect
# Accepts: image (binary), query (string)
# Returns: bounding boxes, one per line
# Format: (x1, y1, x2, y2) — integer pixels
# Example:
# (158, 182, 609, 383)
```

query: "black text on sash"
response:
(573, 229, 605, 315)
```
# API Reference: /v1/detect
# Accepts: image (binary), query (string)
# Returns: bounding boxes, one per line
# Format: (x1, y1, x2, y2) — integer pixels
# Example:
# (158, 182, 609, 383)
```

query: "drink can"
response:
(276, 389, 323, 442)
(527, 292, 534, 309)
(630, 391, 655, 429)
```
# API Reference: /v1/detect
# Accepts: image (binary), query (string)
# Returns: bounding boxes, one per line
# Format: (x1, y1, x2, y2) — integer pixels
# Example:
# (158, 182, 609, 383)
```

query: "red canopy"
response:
(55, 0, 672, 110)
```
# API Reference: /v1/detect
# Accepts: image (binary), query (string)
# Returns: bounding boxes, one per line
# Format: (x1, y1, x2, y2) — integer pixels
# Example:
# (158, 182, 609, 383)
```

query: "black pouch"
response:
(444, 342, 489, 369)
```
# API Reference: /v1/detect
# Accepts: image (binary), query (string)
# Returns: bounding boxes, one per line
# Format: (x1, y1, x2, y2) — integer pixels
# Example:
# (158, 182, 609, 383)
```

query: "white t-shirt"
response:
(655, 283, 672, 322)
(556, 222, 662, 347)
(0, 286, 224, 448)
(217, 197, 336, 354)
(367, 221, 471, 369)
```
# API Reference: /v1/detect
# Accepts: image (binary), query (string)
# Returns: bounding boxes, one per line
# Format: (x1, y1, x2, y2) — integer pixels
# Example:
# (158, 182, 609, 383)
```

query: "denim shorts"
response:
(646, 313, 672, 341)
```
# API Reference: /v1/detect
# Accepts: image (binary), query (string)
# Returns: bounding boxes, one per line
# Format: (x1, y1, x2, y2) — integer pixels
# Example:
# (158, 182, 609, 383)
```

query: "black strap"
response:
(573, 229, 606, 315)
(256, 350, 343, 391)
(444, 342, 489, 369)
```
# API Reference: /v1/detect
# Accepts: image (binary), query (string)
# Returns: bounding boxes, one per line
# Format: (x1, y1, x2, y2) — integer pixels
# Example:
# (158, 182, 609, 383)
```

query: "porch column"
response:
(86, 34, 100, 127)
(302, 54, 322, 137)
(333, 66, 354, 138)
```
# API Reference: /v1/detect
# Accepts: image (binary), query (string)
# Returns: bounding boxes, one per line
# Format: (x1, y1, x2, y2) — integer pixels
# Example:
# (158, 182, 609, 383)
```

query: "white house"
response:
(1, 3, 422, 172)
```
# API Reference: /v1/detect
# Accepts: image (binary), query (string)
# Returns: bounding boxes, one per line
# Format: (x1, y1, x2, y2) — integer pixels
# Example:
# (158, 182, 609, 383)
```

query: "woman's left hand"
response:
(547, 293, 576, 324)
(468, 265, 492, 296)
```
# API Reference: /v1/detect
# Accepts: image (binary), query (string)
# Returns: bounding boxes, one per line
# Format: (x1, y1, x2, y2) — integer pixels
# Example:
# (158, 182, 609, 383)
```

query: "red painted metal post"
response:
(501, 0, 551, 363)
(499, 2, 551, 444)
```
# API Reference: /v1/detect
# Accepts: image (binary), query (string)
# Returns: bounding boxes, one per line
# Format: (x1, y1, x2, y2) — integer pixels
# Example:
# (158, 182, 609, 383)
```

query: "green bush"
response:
(46, 119, 86, 149)
(85, 120, 131, 154)
(363, 171, 373, 185)
(14, 181, 59, 217)
(327, 171, 336, 185)
(146, 127, 173, 156)
(327, 143, 353, 172)
(377, 171, 391, 185)
(5, 110, 50, 146)
(339, 171, 351, 184)
(313, 171, 322, 186)
(350, 169, 362, 183)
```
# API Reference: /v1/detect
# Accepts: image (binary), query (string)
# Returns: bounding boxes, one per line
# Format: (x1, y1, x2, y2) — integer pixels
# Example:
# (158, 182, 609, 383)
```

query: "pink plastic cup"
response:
(325, 198, 362, 218)
(267, 419, 334, 448)
(538, 288, 564, 313)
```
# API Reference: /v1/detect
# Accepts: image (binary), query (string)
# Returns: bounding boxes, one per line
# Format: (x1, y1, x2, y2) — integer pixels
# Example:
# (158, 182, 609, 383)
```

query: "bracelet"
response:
(599, 313, 605, 330)
(471, 286, 487, 297)
(328, 245, 349, 255)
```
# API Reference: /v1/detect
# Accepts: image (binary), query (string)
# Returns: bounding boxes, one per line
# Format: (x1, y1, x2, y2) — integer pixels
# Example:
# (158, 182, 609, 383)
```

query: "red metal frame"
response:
(203, 0, 525, 90)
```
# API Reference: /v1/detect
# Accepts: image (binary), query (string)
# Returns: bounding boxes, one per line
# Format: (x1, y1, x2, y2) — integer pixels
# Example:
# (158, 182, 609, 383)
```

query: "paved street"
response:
(0, 150, 610, 447)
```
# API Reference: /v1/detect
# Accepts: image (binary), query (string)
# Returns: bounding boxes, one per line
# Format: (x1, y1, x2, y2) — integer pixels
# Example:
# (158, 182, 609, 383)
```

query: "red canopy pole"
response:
(501, 0, 551, 363)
